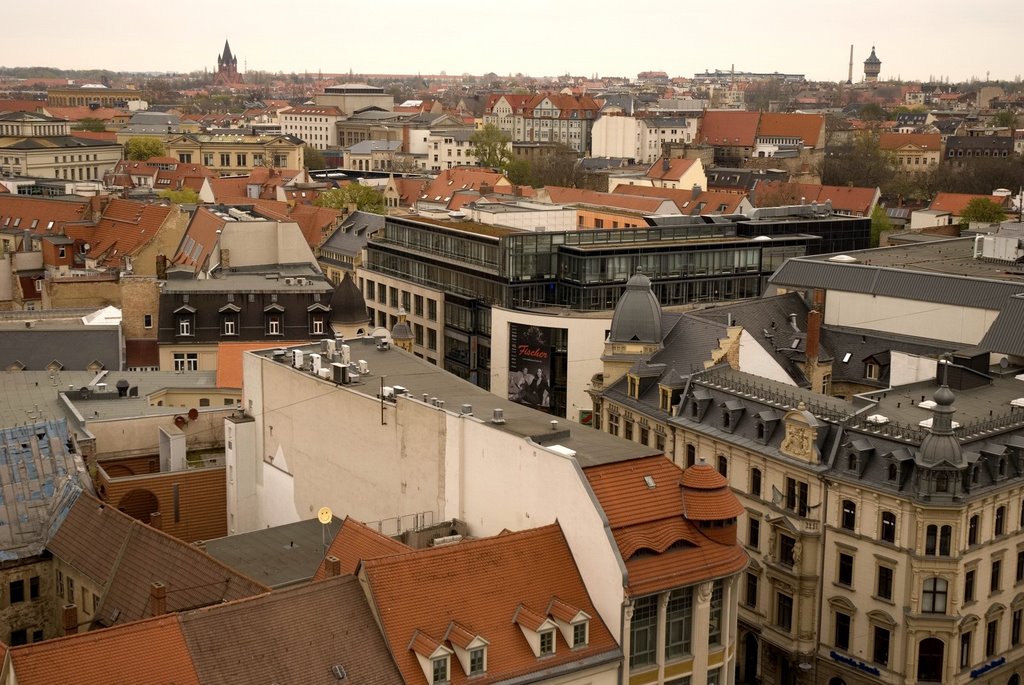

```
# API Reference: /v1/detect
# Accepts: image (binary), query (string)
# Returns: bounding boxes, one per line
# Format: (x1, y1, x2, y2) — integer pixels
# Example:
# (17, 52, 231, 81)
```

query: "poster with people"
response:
(508, 324, 553, 410)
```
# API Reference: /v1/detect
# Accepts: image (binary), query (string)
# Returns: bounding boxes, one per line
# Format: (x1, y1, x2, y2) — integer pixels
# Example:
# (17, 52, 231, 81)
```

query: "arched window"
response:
(917, 637, 945, 682)
(939, 525, 951, 556)
(841, 500, 857, 531)
(969, 515, 980, 546)
(996, 507, 1006, 537)
(887, 462, 898, 482)
(922, 578, 948, 614)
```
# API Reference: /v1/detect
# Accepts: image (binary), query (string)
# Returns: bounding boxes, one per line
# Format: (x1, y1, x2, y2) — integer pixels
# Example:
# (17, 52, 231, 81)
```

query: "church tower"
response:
(214, 40, 242, 86)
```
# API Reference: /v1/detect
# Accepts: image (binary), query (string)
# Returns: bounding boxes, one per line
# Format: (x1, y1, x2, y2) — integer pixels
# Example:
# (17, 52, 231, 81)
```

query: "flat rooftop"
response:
(802, 236, 1024, 284)
(203, 516, 336, 589)
(251, 340, 660, 468)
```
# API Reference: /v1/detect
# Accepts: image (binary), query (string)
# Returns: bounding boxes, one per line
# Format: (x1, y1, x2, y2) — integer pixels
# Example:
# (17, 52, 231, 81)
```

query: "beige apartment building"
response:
(0, 112, 122, 182)
(355, 268, 445, 365)
(164, 132, 304, 174)
(593, 275, 1024, 685)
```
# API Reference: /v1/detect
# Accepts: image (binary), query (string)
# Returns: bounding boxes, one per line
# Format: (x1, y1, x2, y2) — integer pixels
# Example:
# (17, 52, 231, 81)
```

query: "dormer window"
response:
(432, 657, 448, 684)
(865, 361, 880, 380)
(174, 305, 195, 337)
(539, 629, 555, 656)
(572, 621, 588, 648)
(469, 648, 485, 675)
(627, 375, 640, 399)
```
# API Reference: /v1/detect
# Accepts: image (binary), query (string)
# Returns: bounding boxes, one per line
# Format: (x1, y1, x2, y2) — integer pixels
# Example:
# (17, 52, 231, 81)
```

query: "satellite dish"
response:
(317, 506, 333, 524)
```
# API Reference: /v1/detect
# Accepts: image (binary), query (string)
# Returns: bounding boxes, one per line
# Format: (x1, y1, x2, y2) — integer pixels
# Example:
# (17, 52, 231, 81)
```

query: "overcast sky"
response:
(6, 0, 1021, 84)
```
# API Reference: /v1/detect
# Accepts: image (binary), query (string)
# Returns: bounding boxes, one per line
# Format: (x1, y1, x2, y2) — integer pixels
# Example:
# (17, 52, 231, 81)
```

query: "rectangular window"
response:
(986, 619, 999, 658)
(144, 314, 153, 329)
(1017, 550, 1024, 583)
(838, 553, 854, 587)
(873, 625, 890, 666)
(776, 592, 793, 632)
(9, 579, 24, 604)
(311, 317, 325, 335)
(223, 318, 236, 335)
(708, 582, 723, 646)
(630, 595, 658, 668)
(427, 328, 437, 351)
(470, 648, 485, 674)
(785, 478, 809, 516)
(267, 316, 281, 335)
(414, 294, 424, 316)
(1013, 608, 1023, 646)
(220, 152, 231, 167)
(748, 518, 760, 550)
(389, 287, 398, 308)
(177, 317, 192, 336)
(178, 153, 192, 163)
(993, 559, 1003, 593)
(432, 658, 447, 684)
(750, 468, 762, 497)
(203, 153, 214, 166)
(965, 569, 975, 603)
(29, 576, 39, 600)
(780, 534, 796, 568)
(57, 570, 64, 597)
(835, 611, 851, 650)
(745, 572, 759, 608)
(428, 299, 437, 321)
(961, 631, 973, 669)
(539, 629, 554, 655)
(877, 565, 893, 600)
(572, 622, 587, 648)
(173, 353, 198, 372)
(236, 153, 247, 167)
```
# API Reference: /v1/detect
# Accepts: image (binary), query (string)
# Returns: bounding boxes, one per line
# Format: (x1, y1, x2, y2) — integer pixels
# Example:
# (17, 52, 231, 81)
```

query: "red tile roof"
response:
(0, 195, 92, 235)
(312, 516, 411, 580)
(71, 199, 174, 268)
(878, 132, 942, 151)
(757, 113, 825, 147)
(929, 192, 1007, 216)
(612, 185, 747, 215)
(645, 157, 697, 182)
(8, 615, 200, 685)
(754, 181, 878, 216)
(585, 456, 747, 596)
(699, 110, 760, 147)
(542, 186, 671, 214)
(172, 206, 225, 270)
(421, 167, 510, 205)
(362, 523, 618, 685)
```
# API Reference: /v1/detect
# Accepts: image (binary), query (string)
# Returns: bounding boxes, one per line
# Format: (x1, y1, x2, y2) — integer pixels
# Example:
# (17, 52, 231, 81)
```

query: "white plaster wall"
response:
(244, 354, 446, 531)
(737, 329, 798, 386)
(452, 415, 627, 641)
(489, 308, 611, 423)
(87, 408, 234, 460)
(823, 291, 1000, 346)
(0, 257, 12, 302)
(889, 352, 939, 388)
(217, 221, 318, 270)
(591, 116, 641, 160)
(470, 207, 577, 232)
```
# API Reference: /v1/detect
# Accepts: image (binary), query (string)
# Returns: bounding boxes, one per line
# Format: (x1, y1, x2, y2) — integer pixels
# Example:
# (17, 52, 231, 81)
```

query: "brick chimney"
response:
(149, 582, 167, 616)
(806, 310, 821, 361)
(323, 555, 342, 577)
(62, 603, 79, 635)
(156, 254, 167, 279)
(149, 511, 162, 530)
(812, 288, 825, 315)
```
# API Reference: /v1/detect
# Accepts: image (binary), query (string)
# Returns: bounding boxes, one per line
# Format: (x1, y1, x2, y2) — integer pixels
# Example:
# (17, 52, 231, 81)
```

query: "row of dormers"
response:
(409, 597, 590, 685)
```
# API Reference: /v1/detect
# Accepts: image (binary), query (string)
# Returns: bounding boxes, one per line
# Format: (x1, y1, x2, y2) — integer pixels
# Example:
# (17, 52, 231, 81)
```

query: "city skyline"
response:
(5, 0, 1023, 84)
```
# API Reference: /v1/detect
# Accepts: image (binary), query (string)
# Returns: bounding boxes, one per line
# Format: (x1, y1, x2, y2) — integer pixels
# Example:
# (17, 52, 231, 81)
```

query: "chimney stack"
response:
(149, 582, 167, 616)
(324, 555, 342, 577)
(149, 511, 162, 530)
(156, 254, 167, 279)
(662, 156, 670, 173)
(221, 247, 231, 270)
(806, 310, 821, 360)
(62, 603, 79, 635)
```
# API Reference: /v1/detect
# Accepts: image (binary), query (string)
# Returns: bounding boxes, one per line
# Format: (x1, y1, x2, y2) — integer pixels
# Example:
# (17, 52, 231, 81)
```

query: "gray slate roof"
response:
(979, 294, 1024, 356)
(0, 325, 121, 371)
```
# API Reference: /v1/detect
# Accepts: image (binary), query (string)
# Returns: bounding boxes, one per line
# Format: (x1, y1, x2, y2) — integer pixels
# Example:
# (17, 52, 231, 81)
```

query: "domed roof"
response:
(680, 461, 745, 521)
(916, 384, 962, 466)
(608, 271, 662, 344)
(329, 273, 369, 326)
(392, 309, 413, 341)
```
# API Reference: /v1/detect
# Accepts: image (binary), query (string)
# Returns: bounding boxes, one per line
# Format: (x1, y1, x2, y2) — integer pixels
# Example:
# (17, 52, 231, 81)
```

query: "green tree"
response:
(819, 133, 895, 190)
(469, 124, 512, 170)
(870, 205, 891, 247)
(124, 137, 166, 161)
(958, 197, 1006, 227)
(303, 145, 326, 170)
(315, 184, 386, 214)
(159, 188, 200, 204)
(529, 144, 583, 188)
(992, 110, 1018, 128)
